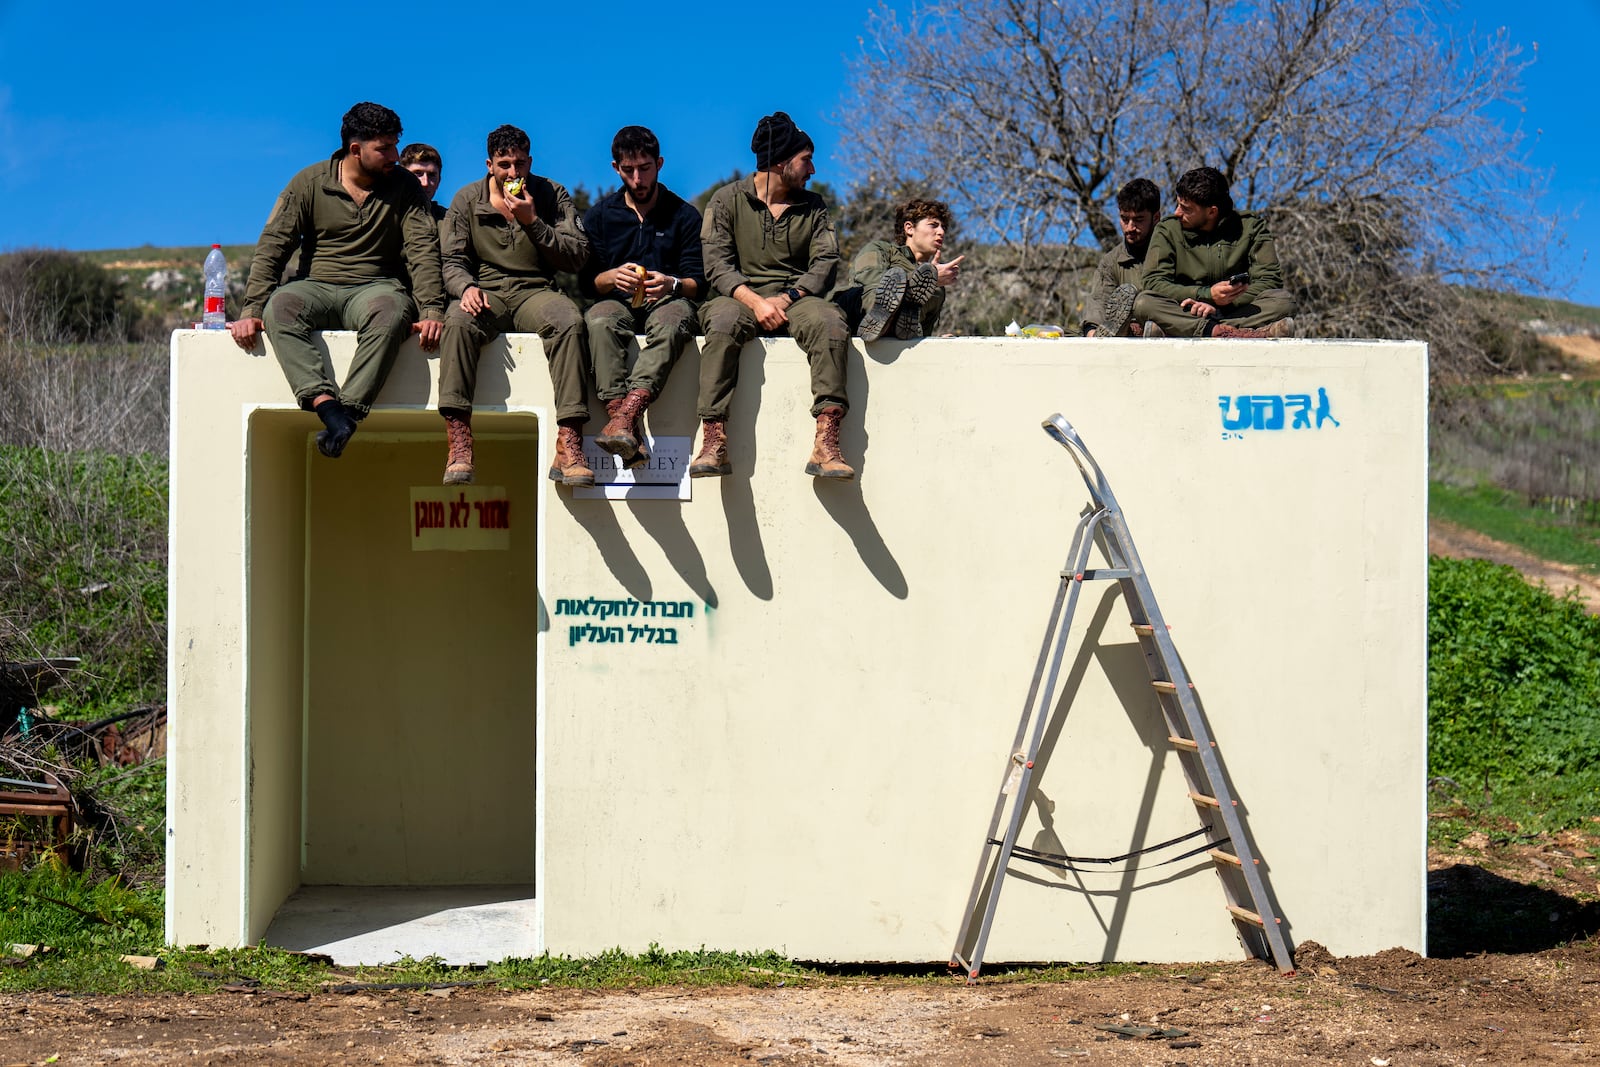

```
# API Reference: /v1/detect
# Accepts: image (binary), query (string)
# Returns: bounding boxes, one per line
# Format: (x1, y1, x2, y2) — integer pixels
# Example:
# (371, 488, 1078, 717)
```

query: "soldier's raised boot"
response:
(548, 423, 595, 487)
(1100, 284, 1138, 338)
(857, 267, 908, 342)
(313, 397, 358, 458)
(441, 411, 474, 485)
(805, 405, 854, 480)
(596, 388, 652, 469)
(893, 303, 923, 340)
(690, 419, 732, 478)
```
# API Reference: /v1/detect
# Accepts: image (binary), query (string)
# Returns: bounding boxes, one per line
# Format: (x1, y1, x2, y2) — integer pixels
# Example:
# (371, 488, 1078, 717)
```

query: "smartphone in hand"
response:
(1227, 272, 1250, 285)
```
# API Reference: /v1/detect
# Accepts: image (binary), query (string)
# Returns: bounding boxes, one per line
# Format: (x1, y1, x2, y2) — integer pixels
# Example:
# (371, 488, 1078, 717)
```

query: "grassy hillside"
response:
(78, 244, 257, 268)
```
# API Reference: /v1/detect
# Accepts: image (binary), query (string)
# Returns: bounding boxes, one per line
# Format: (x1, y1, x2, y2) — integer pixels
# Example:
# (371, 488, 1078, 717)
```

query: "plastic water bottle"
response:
(202, 244, 227, 329)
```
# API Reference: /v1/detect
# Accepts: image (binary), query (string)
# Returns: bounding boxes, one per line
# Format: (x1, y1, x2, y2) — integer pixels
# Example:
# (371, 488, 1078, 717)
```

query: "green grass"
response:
(1431, 481, 1600, 573)
(0, 863, 1163, 993)
(0, 942, 820, 996)
(1429, 765, 1600, 844)
(0, 863, 161, 958)
(0, 444, 167, 712)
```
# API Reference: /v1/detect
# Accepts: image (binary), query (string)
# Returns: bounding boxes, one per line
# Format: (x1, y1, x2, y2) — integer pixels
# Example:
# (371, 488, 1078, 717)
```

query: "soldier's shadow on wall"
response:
(811, 341, 907, 599)
(551, 337, 755, 604)
(629, 495, 718, 609)
(558, 491, 653, 602)
(719, 345, 774, 600)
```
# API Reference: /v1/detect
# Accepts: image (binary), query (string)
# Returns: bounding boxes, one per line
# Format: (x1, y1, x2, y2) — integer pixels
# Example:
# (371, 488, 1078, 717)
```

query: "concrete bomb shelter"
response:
(167, 330, 1427, 966)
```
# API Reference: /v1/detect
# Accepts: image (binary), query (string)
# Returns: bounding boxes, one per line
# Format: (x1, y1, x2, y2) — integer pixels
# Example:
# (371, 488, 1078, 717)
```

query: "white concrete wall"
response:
(167, 329, 1427, 963)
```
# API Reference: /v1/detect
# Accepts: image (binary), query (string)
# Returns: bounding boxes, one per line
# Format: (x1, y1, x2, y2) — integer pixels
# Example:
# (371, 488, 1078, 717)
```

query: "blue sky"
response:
(1, 0, 1594, 304)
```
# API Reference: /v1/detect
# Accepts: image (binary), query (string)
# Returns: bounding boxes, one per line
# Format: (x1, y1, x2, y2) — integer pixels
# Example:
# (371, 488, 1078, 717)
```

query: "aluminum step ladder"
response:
(950, 414, 1295, 981)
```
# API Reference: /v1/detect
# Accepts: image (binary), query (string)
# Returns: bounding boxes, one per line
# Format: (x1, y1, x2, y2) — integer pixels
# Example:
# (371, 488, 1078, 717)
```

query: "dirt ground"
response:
(1, 922, 1596, 1066)
(1542, 334, 1600, 367)
(5, 824, 1599, 1067)
(1429, 517, 1600, 611)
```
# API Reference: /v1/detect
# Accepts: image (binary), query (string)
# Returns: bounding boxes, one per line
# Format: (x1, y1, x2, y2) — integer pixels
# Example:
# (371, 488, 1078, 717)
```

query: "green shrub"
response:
(0, 444, 167, 711)
(1428, 555, 1600, 790)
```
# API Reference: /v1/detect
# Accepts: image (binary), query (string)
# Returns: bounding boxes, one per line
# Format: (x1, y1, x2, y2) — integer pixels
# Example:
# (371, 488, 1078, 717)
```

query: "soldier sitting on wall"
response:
(835, 198, 964, 341)
(1134, 166, 1298, 339)
(580, 125, 706, 473)
(400, 143, 447, 235)
(1082, 178, 1160, 337)
(695, 111, 853, 480)
(230, 102, 446, 459)
(436, 124, 594, 487)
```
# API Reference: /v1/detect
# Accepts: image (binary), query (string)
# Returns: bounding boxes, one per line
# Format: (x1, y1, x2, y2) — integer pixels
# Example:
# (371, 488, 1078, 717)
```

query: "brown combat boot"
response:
(596, 388, 651, 468)
(689, 420, 732, 478)
(547, 424, 595, 487)
(805, 406, 855, 480)
(442, 411, 474, 486)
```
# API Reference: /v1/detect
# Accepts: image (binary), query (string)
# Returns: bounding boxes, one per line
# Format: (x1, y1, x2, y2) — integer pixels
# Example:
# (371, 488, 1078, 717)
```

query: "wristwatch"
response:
(669, 276, 683, 298)
(783, 286, 804, 303)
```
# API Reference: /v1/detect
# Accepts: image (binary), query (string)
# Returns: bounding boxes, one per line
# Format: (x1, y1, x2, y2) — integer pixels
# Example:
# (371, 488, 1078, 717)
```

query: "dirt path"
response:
(1543, 334, 1600, 365)
(1, 937, 1595, 1066)
(1430, 516, 1600, 610)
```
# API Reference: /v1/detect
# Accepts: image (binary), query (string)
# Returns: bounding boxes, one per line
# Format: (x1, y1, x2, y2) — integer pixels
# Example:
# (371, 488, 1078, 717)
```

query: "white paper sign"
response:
(572, 435, 692, 501)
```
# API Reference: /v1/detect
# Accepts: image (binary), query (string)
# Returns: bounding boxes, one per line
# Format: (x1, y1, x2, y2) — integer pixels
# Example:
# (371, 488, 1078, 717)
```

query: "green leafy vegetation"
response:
(1428, 556, 1600, 804)
(0, 862, 161, 957)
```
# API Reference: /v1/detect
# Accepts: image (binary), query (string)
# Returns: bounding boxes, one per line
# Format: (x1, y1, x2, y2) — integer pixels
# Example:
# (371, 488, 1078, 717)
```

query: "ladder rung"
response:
(1188, 791, 1221, 808)
(1168, 735, 1199, 751)
(1078, 568, 1130, 581)
(1227, 905, 1267, 927)
(1131, 623, 1154, 636)
(1209, 848, 1243, 867)
(1151, 680, 1190, 694)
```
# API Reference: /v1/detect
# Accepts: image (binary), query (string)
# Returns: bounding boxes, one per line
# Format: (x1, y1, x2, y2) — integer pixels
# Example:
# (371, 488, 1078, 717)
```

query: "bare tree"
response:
(840, 0, 1552, 366)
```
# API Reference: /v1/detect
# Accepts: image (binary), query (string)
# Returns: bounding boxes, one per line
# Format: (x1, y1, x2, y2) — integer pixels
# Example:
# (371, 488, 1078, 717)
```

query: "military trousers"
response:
(1132, 288, 1298, 338)
(264, 278, 417, 417)
(697, 295, 849, 421)
(438, 287, 589, 421)
(585, 297, 698, 401)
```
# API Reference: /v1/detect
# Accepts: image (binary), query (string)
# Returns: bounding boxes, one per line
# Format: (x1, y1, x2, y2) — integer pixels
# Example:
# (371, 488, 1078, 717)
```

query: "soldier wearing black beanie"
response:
(693, 111, 854, 480)
(751, 111, 814, 171)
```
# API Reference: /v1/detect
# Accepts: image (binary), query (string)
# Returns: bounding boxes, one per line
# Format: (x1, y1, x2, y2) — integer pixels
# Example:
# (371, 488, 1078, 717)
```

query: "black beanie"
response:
(751, 111, 813, 170)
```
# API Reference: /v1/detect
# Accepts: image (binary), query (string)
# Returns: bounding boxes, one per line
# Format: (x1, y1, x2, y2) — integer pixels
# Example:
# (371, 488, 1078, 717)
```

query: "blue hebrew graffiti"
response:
(1219, 389, 1340, 439)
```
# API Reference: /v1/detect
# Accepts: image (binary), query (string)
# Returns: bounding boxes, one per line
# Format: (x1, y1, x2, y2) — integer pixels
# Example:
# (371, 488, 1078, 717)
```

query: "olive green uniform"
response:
(438, 175, 591, 420)
(840, 239, 945, 335)
(699, 176, 847, 420)
(1133, 212, 1297, 337)
(1081, 242, 1145, 336)
(243, 153, 446, 417)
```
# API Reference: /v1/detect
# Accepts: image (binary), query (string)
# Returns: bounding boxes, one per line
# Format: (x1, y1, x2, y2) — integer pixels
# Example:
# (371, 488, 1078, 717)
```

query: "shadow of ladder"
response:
(949, 414, 1296, 982)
